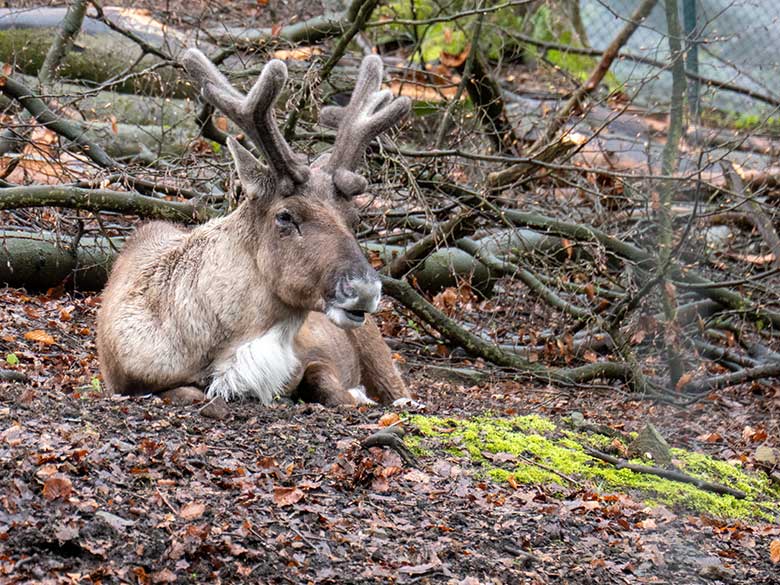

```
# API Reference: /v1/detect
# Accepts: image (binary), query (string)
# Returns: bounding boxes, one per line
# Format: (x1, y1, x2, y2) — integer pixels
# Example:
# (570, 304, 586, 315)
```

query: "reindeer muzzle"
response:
(325, 273, 381, 329)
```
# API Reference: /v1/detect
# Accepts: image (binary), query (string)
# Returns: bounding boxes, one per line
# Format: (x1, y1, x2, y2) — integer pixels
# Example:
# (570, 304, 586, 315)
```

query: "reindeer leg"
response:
(348, 317, 409, 404)
(294, 363, 362, 406)
(159, 386, 206, 405)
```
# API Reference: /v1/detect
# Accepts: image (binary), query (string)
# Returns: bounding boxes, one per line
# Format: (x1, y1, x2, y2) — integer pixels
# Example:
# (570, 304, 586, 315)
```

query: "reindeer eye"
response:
(275, 210, 301, 234)
(275, 210, 295, 226)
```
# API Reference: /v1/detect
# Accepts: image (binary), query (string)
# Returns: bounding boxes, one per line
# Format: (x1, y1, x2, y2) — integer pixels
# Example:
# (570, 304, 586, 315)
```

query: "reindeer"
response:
(96, 49, 411, 407)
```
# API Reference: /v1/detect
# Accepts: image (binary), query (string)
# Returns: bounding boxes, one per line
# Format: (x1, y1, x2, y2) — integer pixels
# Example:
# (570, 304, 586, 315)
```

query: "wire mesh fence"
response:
(580, 0, 780, 119)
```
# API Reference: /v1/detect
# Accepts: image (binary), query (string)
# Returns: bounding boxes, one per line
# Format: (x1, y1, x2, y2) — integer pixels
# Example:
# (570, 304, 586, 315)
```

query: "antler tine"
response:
(319, 55, 411, 190)
(182, 49, 309, 192)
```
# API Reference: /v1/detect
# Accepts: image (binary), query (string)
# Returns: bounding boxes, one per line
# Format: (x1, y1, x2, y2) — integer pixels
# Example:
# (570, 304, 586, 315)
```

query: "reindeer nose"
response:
(326, 271, 381, 329)
(336, 272, 381, 313)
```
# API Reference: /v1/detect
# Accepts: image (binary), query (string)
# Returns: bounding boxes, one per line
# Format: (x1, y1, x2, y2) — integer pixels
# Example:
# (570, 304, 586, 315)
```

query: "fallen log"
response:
(0, 229, 119, 290)
(0, 7, 191, 97)
(0, 73, 192, 127)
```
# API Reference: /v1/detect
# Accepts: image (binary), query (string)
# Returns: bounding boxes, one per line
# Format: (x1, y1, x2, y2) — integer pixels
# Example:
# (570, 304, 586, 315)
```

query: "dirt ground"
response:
(1, 288, 779, 584)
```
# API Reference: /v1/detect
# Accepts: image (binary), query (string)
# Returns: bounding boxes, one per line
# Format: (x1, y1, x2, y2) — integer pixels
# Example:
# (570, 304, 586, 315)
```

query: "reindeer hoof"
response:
(159, 386, 206, 405)
(348, 386, 376, 405)
(391, 397, 425, 410)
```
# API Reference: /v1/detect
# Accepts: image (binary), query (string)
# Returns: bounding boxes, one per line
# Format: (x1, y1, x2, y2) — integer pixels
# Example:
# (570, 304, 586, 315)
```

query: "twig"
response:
(514, 451, 583, 488)
(583, 447, 747, 499)
(0, 370, 29, 382)
(501, 544, 540, 567)
(365, 0, 535, 27)
(155, 489, 180, 515)
(361, 426, 419, 468)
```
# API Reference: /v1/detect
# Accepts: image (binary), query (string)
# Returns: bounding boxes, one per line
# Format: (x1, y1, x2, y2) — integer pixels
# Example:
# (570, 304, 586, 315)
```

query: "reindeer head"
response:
(182, 49, 410, 328)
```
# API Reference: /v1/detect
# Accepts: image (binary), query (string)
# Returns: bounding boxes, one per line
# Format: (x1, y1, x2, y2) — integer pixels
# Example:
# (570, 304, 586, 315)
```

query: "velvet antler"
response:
(182, 49, 309, 196)
(319, 55, 411, 197)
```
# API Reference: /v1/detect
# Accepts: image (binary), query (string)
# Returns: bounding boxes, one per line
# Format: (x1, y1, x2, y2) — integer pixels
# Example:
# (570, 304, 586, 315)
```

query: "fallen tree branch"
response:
(583, 447, 747, 499)
(0, 185, 217, 223)
(457, 237, 592, 320)
(380, 274, 639, 388)
(384, 210, 474, 278)
(499, 209, 780, 330)
(683, 362, 780, 394)
(0, 73, 118, 169)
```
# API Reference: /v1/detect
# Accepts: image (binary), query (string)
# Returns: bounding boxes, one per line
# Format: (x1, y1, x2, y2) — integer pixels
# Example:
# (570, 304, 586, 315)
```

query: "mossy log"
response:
(0, 73, 198, 160)
(0, 7, 192, 97)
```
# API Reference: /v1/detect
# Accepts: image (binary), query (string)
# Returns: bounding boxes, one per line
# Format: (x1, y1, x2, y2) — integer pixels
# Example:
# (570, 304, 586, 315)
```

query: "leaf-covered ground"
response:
(1, 288, 780, 584)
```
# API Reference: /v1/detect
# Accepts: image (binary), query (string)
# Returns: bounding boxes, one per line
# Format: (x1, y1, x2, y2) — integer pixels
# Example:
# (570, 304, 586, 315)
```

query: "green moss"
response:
(402, 434, 432, 457)
(405, 413, 780, 522)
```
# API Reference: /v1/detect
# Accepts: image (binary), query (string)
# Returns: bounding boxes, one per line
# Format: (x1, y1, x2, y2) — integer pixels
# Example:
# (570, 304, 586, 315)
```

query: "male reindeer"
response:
(96, 48, 411, 407)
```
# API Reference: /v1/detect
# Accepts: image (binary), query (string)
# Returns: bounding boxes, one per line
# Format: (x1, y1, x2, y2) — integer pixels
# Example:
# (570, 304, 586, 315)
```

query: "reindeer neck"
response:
(191, 202, 308, 338)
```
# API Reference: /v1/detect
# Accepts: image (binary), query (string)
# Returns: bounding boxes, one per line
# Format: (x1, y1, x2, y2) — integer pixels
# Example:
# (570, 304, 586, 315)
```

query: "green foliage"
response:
(5, 353, 19, 366)
(526, 4, 619, 88)
(406, 413, 780, 521)
(374, 0, 525, 63)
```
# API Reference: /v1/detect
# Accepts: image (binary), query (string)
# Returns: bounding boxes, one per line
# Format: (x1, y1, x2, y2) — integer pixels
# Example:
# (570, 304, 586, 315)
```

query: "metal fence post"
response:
(682, 0, 699, 116)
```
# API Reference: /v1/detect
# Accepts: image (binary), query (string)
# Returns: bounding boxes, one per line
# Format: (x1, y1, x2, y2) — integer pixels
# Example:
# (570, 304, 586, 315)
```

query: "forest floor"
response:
(1, 288, 779, 584)
(1, 1, 780, 583)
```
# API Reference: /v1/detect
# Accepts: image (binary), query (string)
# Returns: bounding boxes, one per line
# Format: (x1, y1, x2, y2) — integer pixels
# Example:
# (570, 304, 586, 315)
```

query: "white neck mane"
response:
(206, 316, 304, 403)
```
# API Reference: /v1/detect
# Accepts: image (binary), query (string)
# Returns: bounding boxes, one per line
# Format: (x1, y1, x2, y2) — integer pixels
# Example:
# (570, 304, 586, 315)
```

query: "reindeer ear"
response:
(333, 168, 368, 198)
(226, 136, 268, 198)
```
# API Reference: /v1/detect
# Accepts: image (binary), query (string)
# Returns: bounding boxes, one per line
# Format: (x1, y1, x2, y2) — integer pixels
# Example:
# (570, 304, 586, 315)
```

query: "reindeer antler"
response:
(319, 55, 411, 196)
(182, 49, 309, 194)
